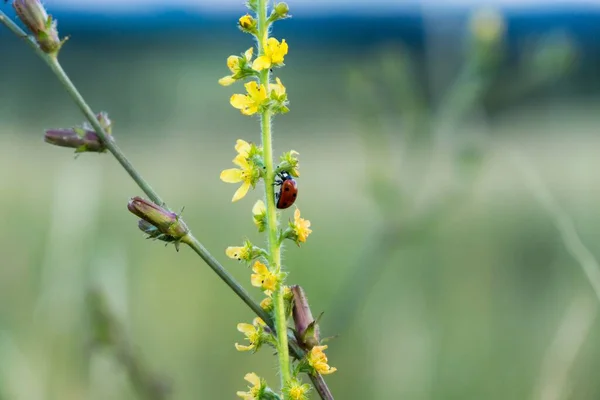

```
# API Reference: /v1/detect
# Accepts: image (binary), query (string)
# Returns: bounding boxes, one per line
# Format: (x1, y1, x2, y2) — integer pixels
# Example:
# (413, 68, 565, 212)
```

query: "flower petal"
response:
(252, 55, 271, 71)
(319, 366, 337, 375)
(244, 47, 254, 61)
(252, 200, 266, 215)
(252, 261, 269, 275)
(220, 168, 243, 183)
(235, 139, 251, 156)
(251, 273, 263, 288)
(232, 181, 251, 202)
(233, 154, 250, 169)
(235, 343, 254, 351)
(230, 94, 252, 110)
(244, 372, 261, 386)
(237, 323, 255, 334)
(218, 75, 236, 86)
(226, 246, 244, 259)
(294, 208, 301, 222)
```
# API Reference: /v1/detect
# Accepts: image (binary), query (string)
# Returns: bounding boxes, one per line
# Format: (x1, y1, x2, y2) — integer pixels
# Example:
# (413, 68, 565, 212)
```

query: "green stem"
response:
(256, 0, 292, 392)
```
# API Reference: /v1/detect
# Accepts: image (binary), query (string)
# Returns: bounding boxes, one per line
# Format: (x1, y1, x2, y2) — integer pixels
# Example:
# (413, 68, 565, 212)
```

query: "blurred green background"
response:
(2, 1, 600, 399)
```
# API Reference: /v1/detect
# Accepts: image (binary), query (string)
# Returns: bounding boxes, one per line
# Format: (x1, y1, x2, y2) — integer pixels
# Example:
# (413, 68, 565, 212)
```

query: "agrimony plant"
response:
(218, 1, 336, 399)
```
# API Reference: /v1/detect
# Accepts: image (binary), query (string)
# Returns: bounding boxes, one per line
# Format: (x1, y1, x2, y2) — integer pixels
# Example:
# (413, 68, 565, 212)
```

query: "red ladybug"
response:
(275, 172, 298, 209)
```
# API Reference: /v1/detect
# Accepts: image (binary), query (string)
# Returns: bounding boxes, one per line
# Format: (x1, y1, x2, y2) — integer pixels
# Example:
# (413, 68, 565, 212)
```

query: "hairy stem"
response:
(257, 0, 292, 391)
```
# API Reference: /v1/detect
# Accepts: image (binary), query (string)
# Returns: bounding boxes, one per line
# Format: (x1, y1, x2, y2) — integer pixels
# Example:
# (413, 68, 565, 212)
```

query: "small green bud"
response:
(268, 2, 290, 23)
(277, 150, 300, 177)
(13, 0, 65, 54)
(127, 197, 189, 242)
(274, 2, 289, 18)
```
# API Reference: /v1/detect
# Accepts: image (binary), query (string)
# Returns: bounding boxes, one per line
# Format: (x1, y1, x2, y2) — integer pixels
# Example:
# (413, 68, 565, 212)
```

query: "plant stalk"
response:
(256, 0, 292, 391)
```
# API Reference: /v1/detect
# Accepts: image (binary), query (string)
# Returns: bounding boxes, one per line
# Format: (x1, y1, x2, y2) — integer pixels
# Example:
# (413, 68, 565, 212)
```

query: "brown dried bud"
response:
(291, 285, 320, 350)
(127, 197, 189, 240)
(13, 0, 63, 54)
(44, 128, 108, 153)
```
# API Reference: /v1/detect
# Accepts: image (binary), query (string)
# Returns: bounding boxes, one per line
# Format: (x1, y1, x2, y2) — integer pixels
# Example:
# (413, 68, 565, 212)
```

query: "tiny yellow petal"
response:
(244, 47, 254, 61)
(237, 323, 254, 334)
(235, 343, 254, 351)
(232, 181, 251, 202)
(244, 373, 261, 386)
(251, 273, 263, 288)
(218, 76, 236, 86)
(252, 55, 271, 71)
(253, 317, 265, 326)
(245, 81, 265, 100)
(253, 261, 269, 275)
(220, 168, 244, 183)
(230, 93, 252, 110)
(252, 199, 266, 215)
(235, 139, 252, 156)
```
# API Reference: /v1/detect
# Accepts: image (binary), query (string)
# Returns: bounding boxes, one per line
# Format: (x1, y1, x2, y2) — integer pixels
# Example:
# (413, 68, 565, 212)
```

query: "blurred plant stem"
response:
(87, 288, 169, 400)
(511, 149, 600, 302)
(0, 10, 332, 400)
(334, 46, 494, 333)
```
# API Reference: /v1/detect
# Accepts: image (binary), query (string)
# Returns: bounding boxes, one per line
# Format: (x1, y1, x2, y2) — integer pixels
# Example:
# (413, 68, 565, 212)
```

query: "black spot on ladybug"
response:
(281, 202, 288, 207)
(284, 187, 290, 192)
(292, 193, 297, 198)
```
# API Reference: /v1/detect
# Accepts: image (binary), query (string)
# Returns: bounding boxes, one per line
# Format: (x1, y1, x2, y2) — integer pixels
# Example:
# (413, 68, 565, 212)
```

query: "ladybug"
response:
(275, 172, 298, 209)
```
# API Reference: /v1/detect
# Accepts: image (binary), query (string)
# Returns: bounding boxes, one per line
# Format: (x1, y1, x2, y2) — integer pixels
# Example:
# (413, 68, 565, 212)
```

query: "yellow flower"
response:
(250, 261, 278, 292)
(236, 372, 264, 399)
(269, 77, 286, 97)
(260, 286, 292, 312)
(218, 48, 253, 86)
(220, 139, 259, 202)
(238, 14, 256, 30)
(260, 293, 273, 311)
(235, 138, 252, 157)
(286, 380, 311, 400)
(307, 345, 337, 375)
(252, 38, 288, 71)
(292, 208, 312, 243)
(230, 81, 268, 115)
(220, 154, 254, 201)
(235, 317, 266, 352)
(226, 241, 253, 261)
